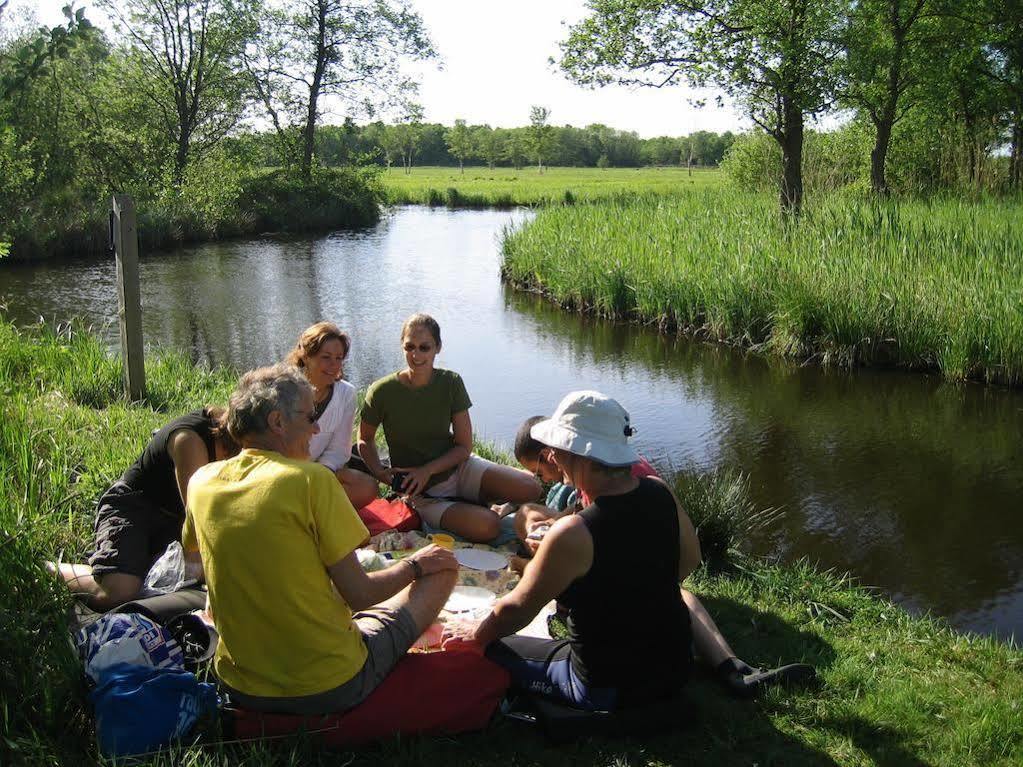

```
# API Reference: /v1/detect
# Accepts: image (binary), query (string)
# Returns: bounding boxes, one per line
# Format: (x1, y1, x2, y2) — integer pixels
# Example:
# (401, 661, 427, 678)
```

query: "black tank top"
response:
(119, 410, 217, 520)
(559, 477, 692, 702)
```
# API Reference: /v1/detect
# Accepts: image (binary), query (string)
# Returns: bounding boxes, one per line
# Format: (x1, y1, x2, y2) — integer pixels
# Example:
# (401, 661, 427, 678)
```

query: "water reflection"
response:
(502, 289, 1023, 641)
(2, 206, 1022, 642)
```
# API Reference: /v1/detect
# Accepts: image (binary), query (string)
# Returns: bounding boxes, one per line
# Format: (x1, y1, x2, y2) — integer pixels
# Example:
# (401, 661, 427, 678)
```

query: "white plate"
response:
(444, 585, 497, 614)
(454, 548, 509, 571)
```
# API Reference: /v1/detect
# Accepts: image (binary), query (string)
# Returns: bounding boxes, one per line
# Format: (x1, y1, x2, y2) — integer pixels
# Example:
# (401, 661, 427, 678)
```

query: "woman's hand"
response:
(523, 520, 552, 554)
(375, 466, 395, 486)
(394, 465, 433, 496)
(491, 502, 519, 518)
(441, 618, 484, 654)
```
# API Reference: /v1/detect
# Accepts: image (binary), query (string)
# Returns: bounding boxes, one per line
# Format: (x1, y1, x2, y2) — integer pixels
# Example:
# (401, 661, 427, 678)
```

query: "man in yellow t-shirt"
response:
(184, 363, 458, 715)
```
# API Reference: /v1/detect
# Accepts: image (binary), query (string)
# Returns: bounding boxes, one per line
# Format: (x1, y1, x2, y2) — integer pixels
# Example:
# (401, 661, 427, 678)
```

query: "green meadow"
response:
(380, 166, 722, 207)
(501, 189, 1023, 386)
(2, 320, 1021, 766)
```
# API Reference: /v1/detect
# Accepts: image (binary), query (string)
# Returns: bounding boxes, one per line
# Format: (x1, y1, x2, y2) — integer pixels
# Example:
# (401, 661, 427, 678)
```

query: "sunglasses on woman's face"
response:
(403, 343, 434, 353)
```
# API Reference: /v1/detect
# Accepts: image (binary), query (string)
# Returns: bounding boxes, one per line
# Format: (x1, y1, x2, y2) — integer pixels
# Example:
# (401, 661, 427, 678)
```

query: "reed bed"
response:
(381, 166, 722, 207)
(501, 189, 1023, 385)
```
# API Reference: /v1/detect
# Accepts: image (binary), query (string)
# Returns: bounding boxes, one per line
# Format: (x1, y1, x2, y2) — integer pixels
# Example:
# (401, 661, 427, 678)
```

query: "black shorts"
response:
(88, 482, 182, 579)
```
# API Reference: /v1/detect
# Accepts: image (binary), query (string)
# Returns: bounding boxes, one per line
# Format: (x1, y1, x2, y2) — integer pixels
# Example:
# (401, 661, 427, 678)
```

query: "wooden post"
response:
(111, 195, 146, 401)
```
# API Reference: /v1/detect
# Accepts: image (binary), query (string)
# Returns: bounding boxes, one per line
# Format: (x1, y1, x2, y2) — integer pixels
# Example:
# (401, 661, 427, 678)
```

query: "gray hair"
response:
(227, 363, 313, 442)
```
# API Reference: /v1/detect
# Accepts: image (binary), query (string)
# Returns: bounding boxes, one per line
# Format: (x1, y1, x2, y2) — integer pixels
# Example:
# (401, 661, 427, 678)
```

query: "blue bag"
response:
(91, 662, 218, 757)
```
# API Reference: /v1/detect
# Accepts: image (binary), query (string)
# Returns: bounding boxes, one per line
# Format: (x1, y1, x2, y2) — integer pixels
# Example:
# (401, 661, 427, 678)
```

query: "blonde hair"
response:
(286, 321, 350, 368)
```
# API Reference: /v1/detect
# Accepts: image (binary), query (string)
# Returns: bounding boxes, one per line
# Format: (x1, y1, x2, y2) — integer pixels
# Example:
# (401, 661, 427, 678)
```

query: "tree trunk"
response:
(871, 118, 894, 196)
(173, 128, 189, 185)
(301, 2, 329, 180)
(1010, 114, 1022, 189)
(778, 98, 804, 215)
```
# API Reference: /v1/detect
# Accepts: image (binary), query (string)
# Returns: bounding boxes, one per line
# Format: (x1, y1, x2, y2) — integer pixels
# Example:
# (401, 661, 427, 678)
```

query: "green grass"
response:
(501, 189, 1023, 386)
(380, 166, 723, 207)
(2, 319, 1022, 766)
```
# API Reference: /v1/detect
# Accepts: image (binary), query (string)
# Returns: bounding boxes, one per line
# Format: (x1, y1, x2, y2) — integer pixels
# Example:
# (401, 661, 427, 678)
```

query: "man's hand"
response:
(407, 544, 458, 575)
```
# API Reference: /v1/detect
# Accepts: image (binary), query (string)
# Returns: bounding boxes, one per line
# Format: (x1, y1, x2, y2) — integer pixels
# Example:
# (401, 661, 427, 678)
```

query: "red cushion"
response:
(226, 649, 509, 746)
(357, 498, 421, 536)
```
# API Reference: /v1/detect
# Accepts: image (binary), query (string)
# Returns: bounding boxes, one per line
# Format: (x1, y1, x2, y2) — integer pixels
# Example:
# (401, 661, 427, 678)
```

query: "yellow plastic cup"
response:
(428, 533, 455, 550)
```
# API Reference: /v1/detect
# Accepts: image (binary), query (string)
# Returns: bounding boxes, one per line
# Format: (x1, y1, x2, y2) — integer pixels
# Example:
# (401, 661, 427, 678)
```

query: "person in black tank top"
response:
(54, 407, 238, 611)
(445, 391, 702, 710)
(510, 421, 817, 700)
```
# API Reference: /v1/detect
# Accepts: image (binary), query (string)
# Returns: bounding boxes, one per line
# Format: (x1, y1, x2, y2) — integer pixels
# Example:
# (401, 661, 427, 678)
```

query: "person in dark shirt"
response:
(56, 407, 238, 610)
(506, 414, 815, 698)
(447, 392, 814, 707)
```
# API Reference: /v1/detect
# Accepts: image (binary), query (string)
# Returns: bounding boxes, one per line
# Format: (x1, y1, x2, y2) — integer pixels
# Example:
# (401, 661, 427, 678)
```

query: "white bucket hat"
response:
(530, 390, 639, 467)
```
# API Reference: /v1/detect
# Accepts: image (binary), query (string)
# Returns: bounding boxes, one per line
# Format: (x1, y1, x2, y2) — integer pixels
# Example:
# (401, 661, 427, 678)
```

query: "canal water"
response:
(3, 206, 1022, 642)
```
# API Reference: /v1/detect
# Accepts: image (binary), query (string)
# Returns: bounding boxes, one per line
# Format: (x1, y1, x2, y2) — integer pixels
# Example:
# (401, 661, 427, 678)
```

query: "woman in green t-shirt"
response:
(358, 313, 541, 542)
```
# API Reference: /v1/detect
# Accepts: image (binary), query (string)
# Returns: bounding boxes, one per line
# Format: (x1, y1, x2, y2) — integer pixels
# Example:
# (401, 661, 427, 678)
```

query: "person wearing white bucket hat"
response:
(528, 390, 640, 468)
(509, 408, 816, 699)
(442, 390, 697, 710)
(446, 391, 816, 709)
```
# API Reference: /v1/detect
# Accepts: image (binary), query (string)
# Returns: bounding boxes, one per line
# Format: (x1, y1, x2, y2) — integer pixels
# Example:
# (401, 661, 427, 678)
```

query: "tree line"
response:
(233, 118, 736, 172)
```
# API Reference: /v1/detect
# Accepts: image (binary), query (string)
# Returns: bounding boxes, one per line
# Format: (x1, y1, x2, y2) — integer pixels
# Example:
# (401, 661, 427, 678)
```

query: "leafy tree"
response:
(0, 2, 94, 98)
(912, 2, 1003, 187)
(502, 128, 529, 169)
(445, 118, 474, 172)
(528, 105, 555, 172)
(841, 0, 937, 195)
(984, 0, 1023, 187)
(474, 124, 502, 169)
(246, 0, 434, 178)
(560, 0, 844, 212)
(99, 0, 255, 183)
(393, 105, 424, 173)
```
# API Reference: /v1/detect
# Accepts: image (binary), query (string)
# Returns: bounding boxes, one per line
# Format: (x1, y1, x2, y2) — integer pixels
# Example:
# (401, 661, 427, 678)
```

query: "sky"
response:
(24, 0, 747, 137)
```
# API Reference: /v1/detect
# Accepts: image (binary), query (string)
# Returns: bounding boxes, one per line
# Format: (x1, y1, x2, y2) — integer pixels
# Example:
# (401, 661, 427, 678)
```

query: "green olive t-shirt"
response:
(361, 369, 472, 482)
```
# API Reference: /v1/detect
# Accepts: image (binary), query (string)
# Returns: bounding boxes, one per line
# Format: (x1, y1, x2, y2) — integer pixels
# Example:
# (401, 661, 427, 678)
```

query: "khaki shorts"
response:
(223, 604, 419, 715)
(412, 453, 497, 527)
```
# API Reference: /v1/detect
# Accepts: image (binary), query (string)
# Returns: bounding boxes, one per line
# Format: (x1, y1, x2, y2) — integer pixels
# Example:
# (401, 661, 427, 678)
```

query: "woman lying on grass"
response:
(54, 407, 239, 610)
(447, 391, 814, 708)
(357, 313, 540, 542)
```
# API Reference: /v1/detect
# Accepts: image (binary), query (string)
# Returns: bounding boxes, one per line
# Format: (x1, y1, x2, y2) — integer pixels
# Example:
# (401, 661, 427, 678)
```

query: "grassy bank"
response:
(501, 189, 1023, 386)
(5, 166, 383, 262)
(2, 320, 1021, 766)
(380, 166, 722, 207)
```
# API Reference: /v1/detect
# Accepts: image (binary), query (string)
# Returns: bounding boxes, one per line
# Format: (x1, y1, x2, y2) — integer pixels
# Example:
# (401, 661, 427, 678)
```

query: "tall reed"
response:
(501, 190, 1023, 385)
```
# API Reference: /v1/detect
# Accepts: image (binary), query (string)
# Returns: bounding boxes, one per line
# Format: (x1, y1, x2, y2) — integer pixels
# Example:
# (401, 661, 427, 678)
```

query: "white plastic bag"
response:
(143, 541, 198, 594)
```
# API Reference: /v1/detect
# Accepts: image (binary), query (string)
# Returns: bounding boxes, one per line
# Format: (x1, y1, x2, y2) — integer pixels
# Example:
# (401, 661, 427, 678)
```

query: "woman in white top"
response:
(287, 322, 380, 508)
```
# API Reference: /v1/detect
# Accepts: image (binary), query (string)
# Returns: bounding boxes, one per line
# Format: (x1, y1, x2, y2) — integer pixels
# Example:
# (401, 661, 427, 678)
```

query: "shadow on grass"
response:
(197, 599, 848, 767)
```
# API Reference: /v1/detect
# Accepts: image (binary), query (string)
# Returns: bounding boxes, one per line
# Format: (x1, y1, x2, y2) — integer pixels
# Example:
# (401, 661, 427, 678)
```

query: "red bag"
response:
(226, 649, 510, 746)
(356, 498, 420, 536)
